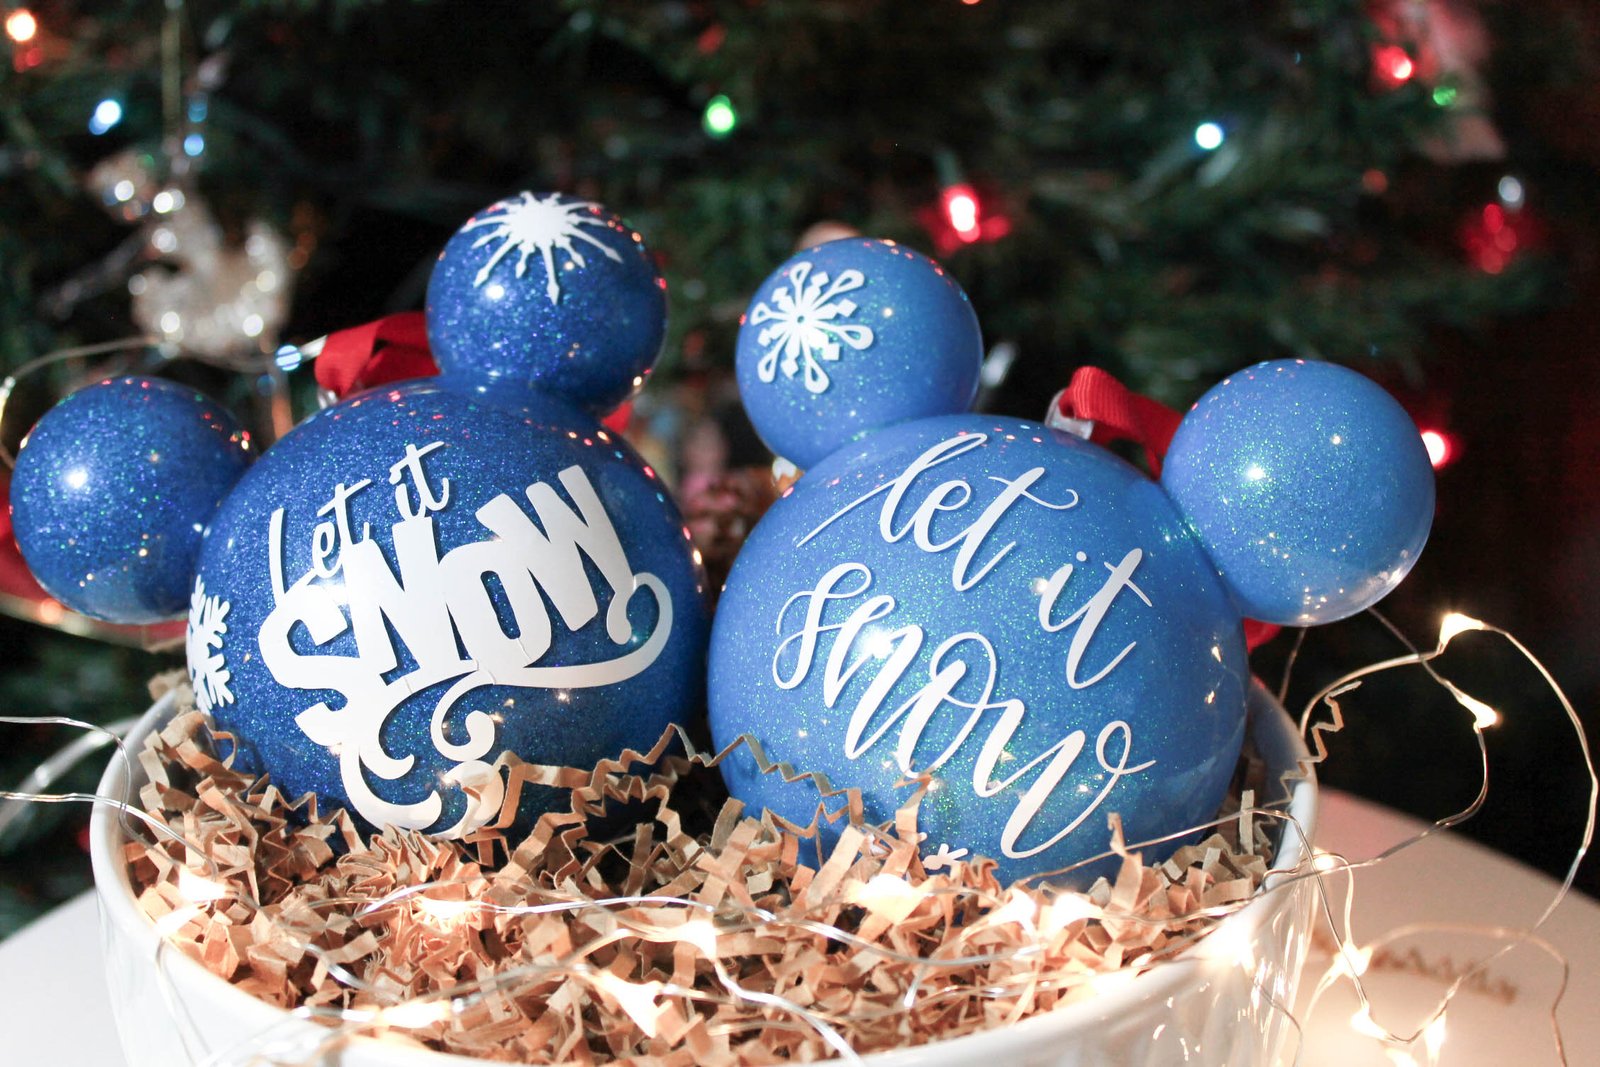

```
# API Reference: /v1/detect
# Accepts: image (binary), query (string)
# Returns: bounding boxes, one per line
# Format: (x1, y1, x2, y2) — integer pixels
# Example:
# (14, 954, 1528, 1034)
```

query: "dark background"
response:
(0, 0, 1595, 933)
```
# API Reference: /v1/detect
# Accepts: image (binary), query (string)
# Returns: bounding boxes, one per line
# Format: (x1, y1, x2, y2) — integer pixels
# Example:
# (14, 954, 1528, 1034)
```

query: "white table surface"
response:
(1, 789, 1595, 1066)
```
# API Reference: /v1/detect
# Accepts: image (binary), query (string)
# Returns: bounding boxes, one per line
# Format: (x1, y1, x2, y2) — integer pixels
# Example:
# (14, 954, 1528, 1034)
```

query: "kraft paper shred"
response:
(124, 679, 1281, 1064)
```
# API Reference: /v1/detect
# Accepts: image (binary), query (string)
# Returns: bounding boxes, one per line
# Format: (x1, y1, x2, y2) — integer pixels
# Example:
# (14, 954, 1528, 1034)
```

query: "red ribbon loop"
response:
(1048, 366, 1280, 650)
(313, 312, 437, 398)
(1048, 365, 1184, 478)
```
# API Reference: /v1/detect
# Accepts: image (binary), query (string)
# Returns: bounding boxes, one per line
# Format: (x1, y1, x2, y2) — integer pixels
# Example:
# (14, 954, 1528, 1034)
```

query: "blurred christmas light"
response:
(5, 8, 37, 43)
(920, 181, 1010, 254)
(1194, 121, 1224, 150)
(1461, 201, 1535, 275)
(183, 133, 205, 157)
(1374, 44, 1415, 87)
(1432, 84, 1459, 108)
(1420, 428, 1455, 469)
(88, 98, 124, 135)
(1497, 175, 1524, 209)
(942, 183, 981, 241)
(703, 94, 738, 138)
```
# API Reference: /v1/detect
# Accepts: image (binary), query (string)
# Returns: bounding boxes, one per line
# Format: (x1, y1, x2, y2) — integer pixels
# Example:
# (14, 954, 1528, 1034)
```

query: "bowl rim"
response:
(90, 682, 1317, 1066)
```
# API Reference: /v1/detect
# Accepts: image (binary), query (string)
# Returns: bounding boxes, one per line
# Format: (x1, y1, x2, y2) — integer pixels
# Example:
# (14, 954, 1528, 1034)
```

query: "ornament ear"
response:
(1160, 360, 1434, 626)
(735, 238, 982, 469)
(10, 377, 252, 624)
(423, 192, 667, 416)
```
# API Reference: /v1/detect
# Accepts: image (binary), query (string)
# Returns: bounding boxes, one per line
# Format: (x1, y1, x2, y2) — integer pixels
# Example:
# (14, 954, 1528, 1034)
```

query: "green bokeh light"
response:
(703, 94, 738, 137)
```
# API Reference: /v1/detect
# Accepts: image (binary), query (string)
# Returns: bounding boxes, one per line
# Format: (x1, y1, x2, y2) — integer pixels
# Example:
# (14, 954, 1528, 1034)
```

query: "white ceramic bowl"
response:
(92, 684, 1316, 1067)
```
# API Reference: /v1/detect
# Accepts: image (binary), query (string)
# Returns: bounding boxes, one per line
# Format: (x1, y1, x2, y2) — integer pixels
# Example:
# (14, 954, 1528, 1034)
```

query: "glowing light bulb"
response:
(152, 904, 202, 938)
(941, 183, 982, 241)
(1350, 1005, 1388, 1039)
(413, 895, 475, 930)
(177, 868, 230, 903)
(88, 98, 123, 135)
(703, 94, 738, 138)
(1438, 612, 1485, 646)
(1375, 45, 1415, 86)
(5, 8, 37, 42)
(1497, 175, 1525, 209)
(1194, 122, 1225, 151)
(380, 999, 453, 1028)
(1419, 429, 1453, 469)
(591, 973, 665, 1036)
(1456, 690, 1500, 730)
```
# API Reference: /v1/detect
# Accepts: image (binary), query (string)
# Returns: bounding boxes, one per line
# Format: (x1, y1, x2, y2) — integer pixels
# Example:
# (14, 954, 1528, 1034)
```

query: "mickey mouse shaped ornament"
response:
(709, 238, 1434, 886)
(12, 193, 709, 839)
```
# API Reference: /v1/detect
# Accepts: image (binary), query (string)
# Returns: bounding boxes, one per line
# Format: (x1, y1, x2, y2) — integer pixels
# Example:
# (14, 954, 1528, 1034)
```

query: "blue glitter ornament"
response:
(734, 239, 982, 469)
(1161, 360, 1435, 625)
(714, 246, 1433, 884)
(425, 191, 667, 415)
(190, 381, 708, 837)
(709, 415, 1249, 887)
(11, 377, 250, 624)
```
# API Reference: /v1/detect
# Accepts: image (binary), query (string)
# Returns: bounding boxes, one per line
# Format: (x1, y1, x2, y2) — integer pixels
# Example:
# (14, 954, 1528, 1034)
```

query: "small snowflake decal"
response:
(462, 191, 623, 304)
(748, 260, 875, 394)
(186, 575, 234, 714)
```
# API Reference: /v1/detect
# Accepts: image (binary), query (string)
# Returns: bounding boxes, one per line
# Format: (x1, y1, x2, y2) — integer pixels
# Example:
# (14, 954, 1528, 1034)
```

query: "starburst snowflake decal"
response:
(186, 575, 234, 714)
(748, 260, 876, 394)
(461, 191, 624, 304)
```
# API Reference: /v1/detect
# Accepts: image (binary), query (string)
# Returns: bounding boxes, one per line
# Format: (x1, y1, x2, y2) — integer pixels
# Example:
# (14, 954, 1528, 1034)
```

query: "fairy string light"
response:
(1292, 610, 1596, 1063)
(0, 606, 1590, 1065)
(85, 702, 1312, 1065)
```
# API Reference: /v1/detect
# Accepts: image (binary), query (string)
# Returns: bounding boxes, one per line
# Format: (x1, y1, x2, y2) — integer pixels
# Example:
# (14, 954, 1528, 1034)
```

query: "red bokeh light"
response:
(1420, 429, 1456, 469)
(1373, 44, 1415, 87)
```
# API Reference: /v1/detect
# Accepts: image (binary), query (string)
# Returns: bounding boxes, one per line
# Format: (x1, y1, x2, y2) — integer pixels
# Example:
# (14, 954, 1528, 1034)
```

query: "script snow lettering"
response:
(776, 432, 1156, 860)
(257, 441, 673, 836)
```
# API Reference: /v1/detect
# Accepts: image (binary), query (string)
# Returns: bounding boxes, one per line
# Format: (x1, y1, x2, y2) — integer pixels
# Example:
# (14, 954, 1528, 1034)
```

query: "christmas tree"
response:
(2, 0, 1596, 934)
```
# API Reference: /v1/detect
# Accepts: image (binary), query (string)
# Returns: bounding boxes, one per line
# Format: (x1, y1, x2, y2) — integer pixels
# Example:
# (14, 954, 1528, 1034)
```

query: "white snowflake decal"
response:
(186, 575, 234, 714)
(461, 191, 623, 304)
(748, 260, 875, 394)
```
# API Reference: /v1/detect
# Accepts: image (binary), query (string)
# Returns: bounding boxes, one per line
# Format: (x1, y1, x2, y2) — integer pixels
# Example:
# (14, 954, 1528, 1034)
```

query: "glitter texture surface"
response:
(709, 414, 1248, 887)
(191, 381, 708, 837)
(1162, 360, 1435, 625)
(425, 192, 667, 416)
(11, 376, 251, 623)
(735, 238, 982, 469)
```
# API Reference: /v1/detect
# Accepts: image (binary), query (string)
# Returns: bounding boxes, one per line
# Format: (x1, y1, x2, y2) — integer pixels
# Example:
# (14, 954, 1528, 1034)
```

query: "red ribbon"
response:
(313, 312, 437, 398)
(309, 311, 635, 431)
(1048, 366, 1183, 478)
(1049, 366, 1281, 651)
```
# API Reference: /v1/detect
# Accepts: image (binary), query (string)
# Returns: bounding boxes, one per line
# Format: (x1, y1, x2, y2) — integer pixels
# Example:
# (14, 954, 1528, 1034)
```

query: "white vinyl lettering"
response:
(777, 433, 1156, 860)
(259, 447, 671, 837)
